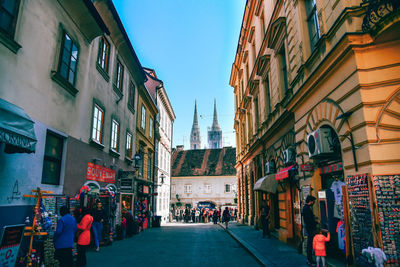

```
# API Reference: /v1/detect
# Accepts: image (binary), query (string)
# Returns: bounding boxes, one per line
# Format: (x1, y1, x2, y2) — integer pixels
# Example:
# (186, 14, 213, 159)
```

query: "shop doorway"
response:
(315, 125, 346, 262)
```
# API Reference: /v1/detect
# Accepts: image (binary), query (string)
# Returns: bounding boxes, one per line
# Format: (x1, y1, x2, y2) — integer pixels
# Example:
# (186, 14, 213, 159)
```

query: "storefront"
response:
(135, 179, 152, 230)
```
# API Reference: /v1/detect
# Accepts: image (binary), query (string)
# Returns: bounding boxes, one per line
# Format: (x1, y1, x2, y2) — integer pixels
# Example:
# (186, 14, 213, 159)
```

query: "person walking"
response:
(222, 207, 230, 229)
(302, 195, 318, 266)
(53, 206, 77, 267)
(76, 207, 93, 267)
(260, 201, 271, 238)
(212, 209, 219, 224)
(313, 228, 330, 267)
(92, 200, 106, 251)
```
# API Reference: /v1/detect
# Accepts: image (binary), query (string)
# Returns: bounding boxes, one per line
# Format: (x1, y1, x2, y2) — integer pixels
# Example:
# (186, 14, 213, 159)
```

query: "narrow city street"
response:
(87, 223, 260, 267)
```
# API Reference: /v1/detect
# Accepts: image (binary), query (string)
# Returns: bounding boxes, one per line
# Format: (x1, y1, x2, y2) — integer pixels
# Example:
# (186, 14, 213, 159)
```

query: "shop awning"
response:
(0, 98, 37, 153)
(275, 164, 296, 180)
(254, 174, 278, 193)
(319, 162, 343, 174)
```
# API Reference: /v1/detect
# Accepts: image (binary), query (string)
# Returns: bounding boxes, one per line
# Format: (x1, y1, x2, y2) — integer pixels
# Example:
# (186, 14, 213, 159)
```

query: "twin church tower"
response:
(190, 99, 222, 150)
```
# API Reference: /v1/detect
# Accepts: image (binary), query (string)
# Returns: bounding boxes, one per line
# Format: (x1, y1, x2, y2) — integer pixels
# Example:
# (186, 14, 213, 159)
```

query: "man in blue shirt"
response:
(54, 206, 77, 267)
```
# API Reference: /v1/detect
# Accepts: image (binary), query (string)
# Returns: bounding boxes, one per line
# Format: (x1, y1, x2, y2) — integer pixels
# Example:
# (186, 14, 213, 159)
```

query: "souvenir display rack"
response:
(346, 174, 374, 266)
(372, 175, 400, 266)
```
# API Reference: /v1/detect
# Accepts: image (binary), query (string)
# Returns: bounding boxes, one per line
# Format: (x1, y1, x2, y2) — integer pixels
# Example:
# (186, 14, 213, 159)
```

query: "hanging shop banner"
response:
(275, 164, 296, 180)
(86, 162, 116, 183)
(0, 224, 25, 267)
(319, 162, 343, 174)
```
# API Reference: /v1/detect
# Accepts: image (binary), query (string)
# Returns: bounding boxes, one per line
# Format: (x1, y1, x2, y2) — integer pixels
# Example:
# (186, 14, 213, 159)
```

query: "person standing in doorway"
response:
(260, 201, 271, 238)
(76, 207, 93, 267)
(53, 206, 77, 267)
(302, 195, 318, 266)
(92, 200, 106, 251)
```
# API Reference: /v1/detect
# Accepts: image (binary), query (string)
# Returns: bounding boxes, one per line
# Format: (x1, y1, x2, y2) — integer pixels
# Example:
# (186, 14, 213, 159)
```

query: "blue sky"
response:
(114, 0, 246, 149)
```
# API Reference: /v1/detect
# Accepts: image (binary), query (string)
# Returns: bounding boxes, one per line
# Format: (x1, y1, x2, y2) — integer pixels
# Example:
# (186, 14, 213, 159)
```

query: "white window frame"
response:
(225, 184, 231, 193)
(204, 184, 212, 194)
(149, 117, 153, 138)
(111, 119, 119, 151)
(126, 131, 132, 158)
(184, 184, 192, 194)
(92, 104, 104, 143)
(141, 105, 146, 130)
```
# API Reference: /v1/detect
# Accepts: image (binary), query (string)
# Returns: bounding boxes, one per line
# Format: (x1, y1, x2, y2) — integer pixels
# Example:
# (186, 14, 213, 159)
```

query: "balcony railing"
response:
(362, 0, 400, 32)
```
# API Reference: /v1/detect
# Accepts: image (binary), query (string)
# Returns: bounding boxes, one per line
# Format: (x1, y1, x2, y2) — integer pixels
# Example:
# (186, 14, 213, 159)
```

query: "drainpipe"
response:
(238, 160, 244, 222)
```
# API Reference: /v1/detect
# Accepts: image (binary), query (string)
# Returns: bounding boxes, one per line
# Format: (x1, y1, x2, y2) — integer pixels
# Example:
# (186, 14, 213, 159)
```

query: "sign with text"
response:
(86, 162, 116, 183)
(118, 171, 135, 192)
(0, 224, 25, 267)
(300, 163, 314, 172)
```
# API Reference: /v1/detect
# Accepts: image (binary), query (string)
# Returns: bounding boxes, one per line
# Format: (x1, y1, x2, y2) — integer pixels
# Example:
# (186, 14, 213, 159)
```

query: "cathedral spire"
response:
(208, 98, 222, 149)
(190, 100, 201, 150)
(211, 98, 221, 131)
(193, 100, 199, 126)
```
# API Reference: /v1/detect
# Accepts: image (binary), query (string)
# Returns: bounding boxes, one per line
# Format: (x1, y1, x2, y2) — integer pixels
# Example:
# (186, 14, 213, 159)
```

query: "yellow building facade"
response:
(231, 0, 400, 263)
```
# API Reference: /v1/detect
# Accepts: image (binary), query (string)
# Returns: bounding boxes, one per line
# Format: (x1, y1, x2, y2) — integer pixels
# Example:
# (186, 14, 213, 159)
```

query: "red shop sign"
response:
(143, 186, 149, 194)
(300, 163, 314, 172)
(86, 162, 116, 183)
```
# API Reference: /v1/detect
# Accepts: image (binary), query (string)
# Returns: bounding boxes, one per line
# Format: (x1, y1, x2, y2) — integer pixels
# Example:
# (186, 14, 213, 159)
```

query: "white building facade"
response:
(171, 147, 237, 209)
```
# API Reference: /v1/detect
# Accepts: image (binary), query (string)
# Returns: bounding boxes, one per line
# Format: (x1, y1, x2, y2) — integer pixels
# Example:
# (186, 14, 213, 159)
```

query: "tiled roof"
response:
(171, 147, 236, 177)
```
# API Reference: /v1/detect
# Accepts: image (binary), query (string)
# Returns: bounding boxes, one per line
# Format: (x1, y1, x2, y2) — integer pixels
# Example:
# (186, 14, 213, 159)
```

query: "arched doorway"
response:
(311, 124, 346, 262)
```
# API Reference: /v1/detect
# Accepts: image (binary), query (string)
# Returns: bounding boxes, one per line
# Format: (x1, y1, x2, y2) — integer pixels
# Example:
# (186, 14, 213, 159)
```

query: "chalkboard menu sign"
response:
(372, 175, 400, 266)
(346, 173, 374, 265)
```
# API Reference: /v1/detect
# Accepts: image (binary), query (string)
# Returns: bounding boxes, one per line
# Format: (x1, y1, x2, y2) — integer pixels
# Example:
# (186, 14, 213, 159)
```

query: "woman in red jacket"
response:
(76, 207, 93, 267)
(313, 228, 330, 267)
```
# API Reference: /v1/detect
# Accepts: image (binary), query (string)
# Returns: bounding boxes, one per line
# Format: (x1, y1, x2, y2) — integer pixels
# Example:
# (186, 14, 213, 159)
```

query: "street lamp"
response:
(133, 153, 141, 171)
(159, 173, 166, 185)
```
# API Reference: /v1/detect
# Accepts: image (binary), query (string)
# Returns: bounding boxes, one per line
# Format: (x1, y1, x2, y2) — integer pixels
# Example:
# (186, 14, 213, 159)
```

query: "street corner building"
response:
(170, 146, 237, 210)
(0, 1, 172, 263)
(230, 0, 400, 266)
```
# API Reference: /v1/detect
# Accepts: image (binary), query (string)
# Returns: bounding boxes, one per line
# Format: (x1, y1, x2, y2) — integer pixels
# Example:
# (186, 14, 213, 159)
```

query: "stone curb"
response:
(218, 223, 273, 267)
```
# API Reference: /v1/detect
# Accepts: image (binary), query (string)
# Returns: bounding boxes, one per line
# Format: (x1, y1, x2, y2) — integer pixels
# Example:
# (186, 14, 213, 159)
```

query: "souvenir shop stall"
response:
(15, 188, 67, 267)
(76, 182, 117, 246)
(343, 173, 398, 267)
(371, 175, 400, 266)
(135, 183, 151, 231)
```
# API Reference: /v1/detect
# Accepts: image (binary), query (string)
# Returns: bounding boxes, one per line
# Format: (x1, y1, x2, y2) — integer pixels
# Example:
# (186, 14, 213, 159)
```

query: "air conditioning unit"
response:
(265, 161, 276, 175)
(283, 148, 296, 164)
(307, 128, 335, 158)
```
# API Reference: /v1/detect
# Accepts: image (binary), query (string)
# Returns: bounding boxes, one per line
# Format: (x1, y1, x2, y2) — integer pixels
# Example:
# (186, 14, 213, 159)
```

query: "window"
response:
(306, 0, 320, 48)
(114, 60, 124, 91)
(58, 32, 79, 85)
(128, 81, 135, 110)
(225, 184, 231, 193)
(126, 132, 133, 158)
(97, 36, 110, 72)
(149, 117, 153, 138)
(204, 184, 212, 194)
(138, 145, 144, 177)
(184, 184, 192, 194)
(42, 132, 64, 185)
(263, 73, 271, 115)
(254, 97, 260, 130)
(141, 105, 146, 130)
(279, 46, 289, 93)
(111, 119, 120, 152)
(147, 151, 152, 179)
(0, 0, 20, 38)
(92, 104, 104, 143)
